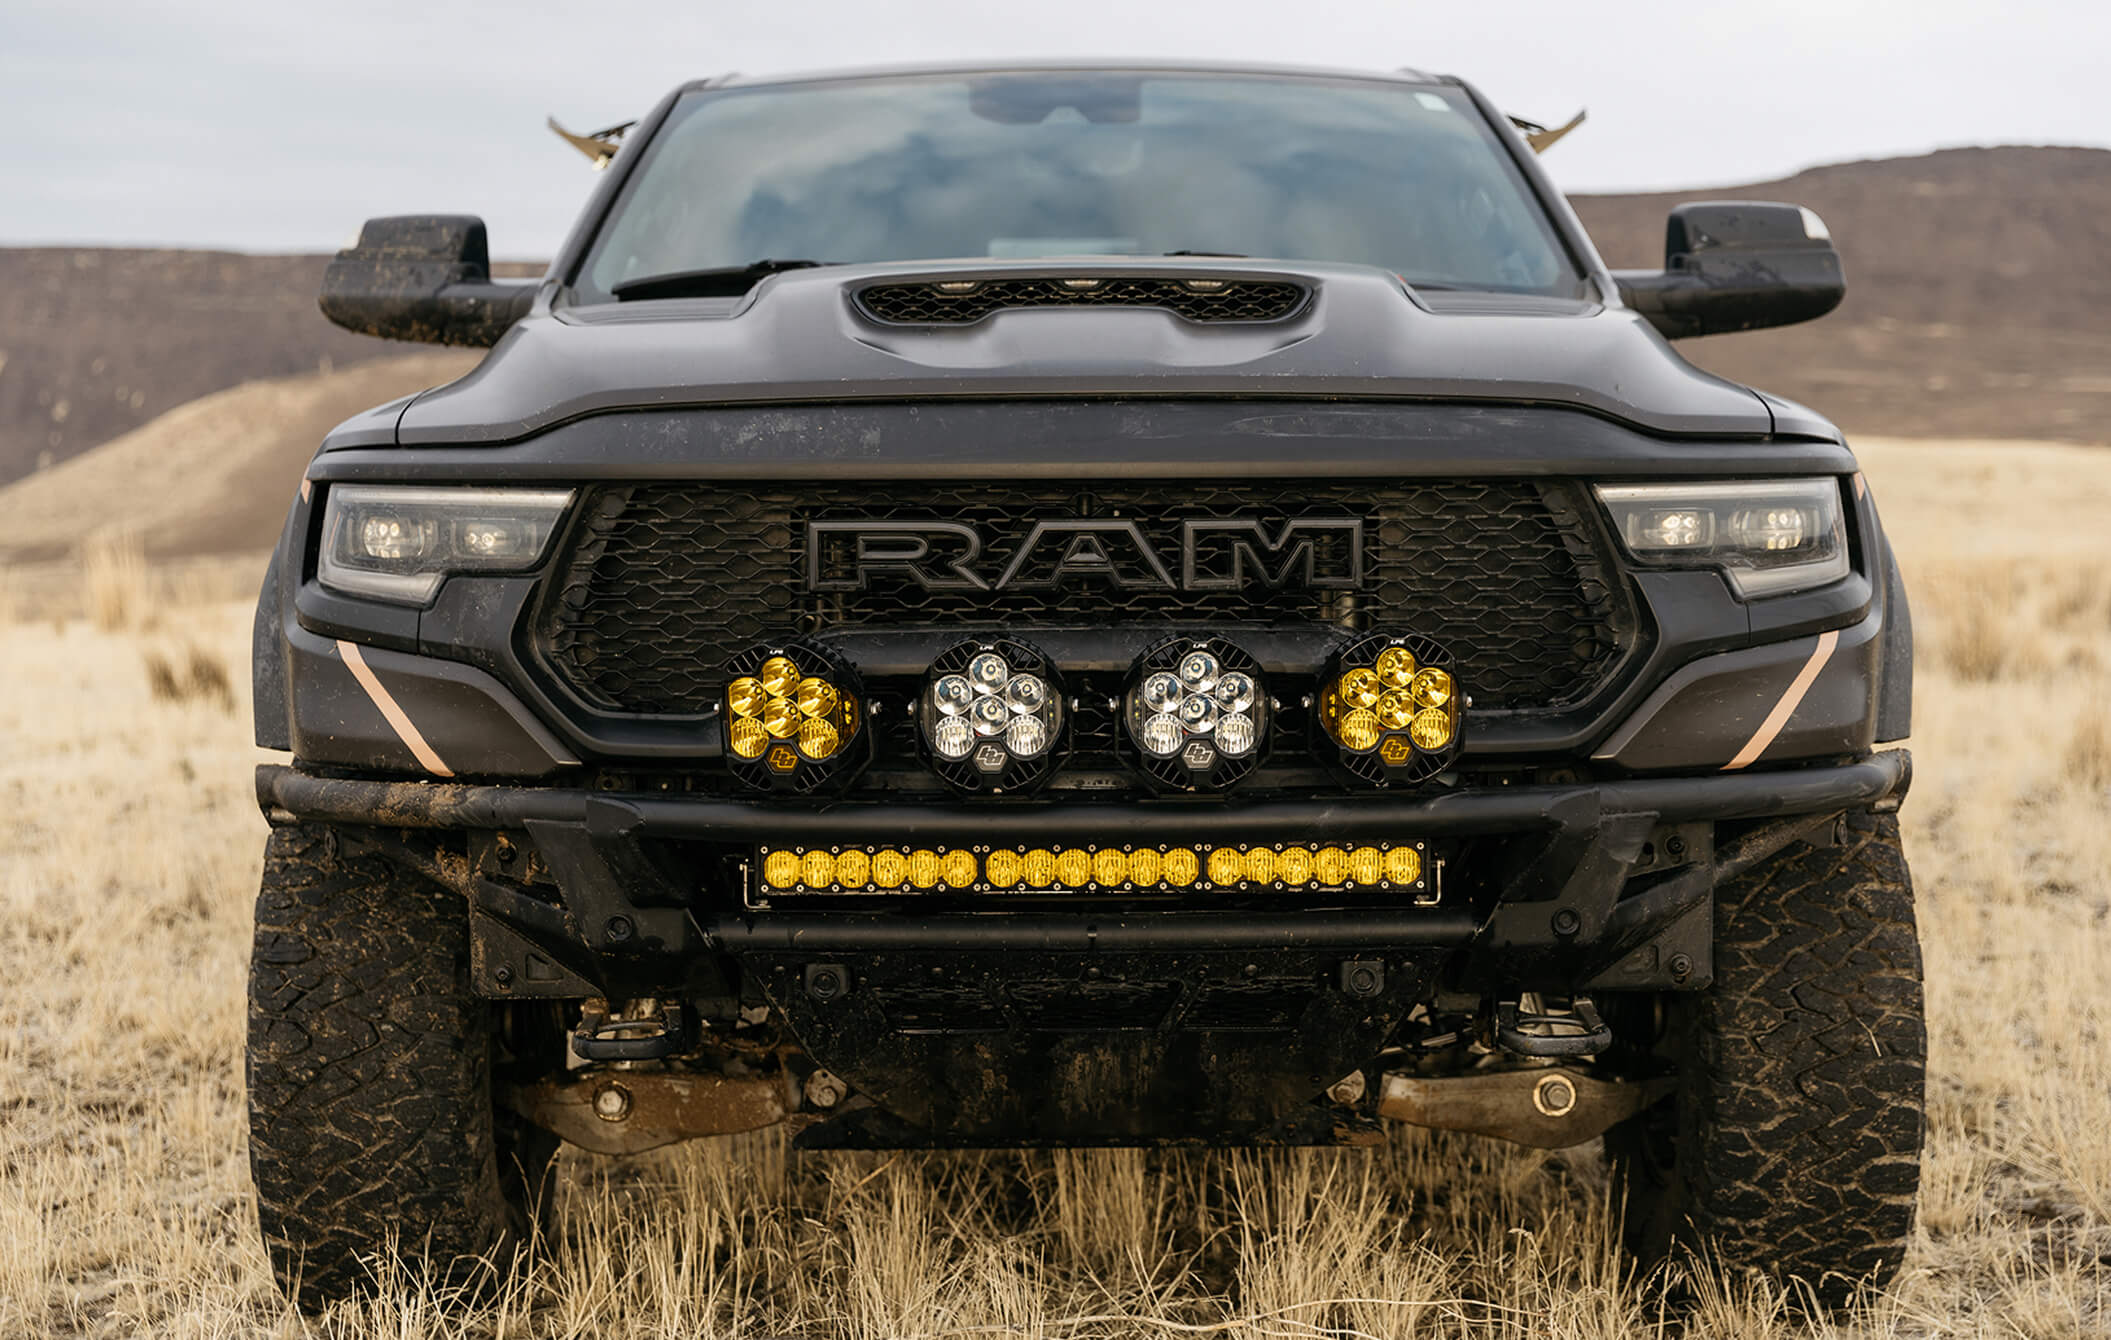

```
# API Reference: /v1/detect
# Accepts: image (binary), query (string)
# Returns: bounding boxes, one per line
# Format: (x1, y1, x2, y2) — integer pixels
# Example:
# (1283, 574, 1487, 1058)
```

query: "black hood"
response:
(379, 258, 1792, 447)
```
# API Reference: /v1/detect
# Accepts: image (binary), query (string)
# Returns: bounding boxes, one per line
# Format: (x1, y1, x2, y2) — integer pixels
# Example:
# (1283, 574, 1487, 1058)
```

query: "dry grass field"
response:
(2, 438, 2106, 1338)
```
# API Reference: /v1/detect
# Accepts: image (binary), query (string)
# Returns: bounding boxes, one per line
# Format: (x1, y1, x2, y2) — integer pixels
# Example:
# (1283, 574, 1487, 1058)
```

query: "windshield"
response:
(573, 71, 1583, 304)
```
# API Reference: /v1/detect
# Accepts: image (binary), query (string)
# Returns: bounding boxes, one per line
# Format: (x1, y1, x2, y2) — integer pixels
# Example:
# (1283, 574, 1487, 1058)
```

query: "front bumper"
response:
(256, 748, 1908, 962)
(259, 751, 1908, 1145)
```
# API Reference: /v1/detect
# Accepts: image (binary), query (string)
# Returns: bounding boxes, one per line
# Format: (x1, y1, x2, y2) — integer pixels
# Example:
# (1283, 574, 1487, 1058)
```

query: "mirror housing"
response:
(1614, 201, 1844, 340)
(319, 216, 537, 347)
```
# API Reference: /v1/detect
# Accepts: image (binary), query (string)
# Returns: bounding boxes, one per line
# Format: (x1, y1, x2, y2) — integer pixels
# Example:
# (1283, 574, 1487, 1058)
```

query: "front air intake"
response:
(856, 276, 1309, 325)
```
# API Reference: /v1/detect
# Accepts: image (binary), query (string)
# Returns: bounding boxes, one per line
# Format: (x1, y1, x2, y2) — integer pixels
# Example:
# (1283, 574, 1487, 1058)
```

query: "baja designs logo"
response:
(804, 518, 1364, 593)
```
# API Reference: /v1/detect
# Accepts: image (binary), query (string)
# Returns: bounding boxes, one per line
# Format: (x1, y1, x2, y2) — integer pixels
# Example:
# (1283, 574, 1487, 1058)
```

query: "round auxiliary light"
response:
(1120, 636, 1271, 793)
(722, 640, 870, 794)
(1314, 632, 1466, 785)
(916, 637, 1068, 793)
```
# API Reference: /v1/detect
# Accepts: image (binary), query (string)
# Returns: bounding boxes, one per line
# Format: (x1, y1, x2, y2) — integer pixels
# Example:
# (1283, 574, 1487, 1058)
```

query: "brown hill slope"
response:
(0, 353, 476, 563)
(1569, 145, 2111, 440)
(0, 249, 536, 488)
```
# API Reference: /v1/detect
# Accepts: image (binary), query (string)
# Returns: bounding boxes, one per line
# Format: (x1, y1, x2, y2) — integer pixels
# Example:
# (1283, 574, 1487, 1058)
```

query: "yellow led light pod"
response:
(872, 850, 908, 888)
(833, 849, 871, 888)
(1163, 849, 1199, 886)
(986, 849, 1023, 888)
(1127, 848, 1163, 885)
(1207, 847, 1245, 886)
(1277, 847, 1313, 884)
(1094, 849, 1129, 886)
(1409, 708, 1454, 751)
(1385, 845, 1422, 885)
(1244, 847, 1277, 884)
(802, 850, 835, 887)
(758, 656, 799, 697)
(798, 716, 841, 760)
(727, 676, 766, 718)
(1022, 849, 1057, 887)
(941, 850, 978, 889)
(761, 696, 800, 739)
(796, 676, 838, 716)
(1316, 632, 1466, 786)
(723, 641, 871, 794)
(1314, 846, 1350, 884)
(763, 850, 801, 888)
(729, 717, 769, 759)
(1375, 645, 1416, 688)
(907, 850, 942, 889)
(1055, 849, 1092, 887)
(1338, 709, 1382, 752)
(1349, 846, 1385, 885)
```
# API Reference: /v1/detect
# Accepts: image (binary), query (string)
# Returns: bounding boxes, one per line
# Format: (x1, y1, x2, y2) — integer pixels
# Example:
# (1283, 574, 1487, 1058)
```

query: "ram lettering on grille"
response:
(541, 481, 1629, 717)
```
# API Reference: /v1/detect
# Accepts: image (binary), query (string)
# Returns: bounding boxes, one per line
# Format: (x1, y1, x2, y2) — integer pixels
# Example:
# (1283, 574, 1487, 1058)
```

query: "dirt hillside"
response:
(0, 353, 476, 563)
(0, 249, 535, 487)
(1571, 145, 2111, 441)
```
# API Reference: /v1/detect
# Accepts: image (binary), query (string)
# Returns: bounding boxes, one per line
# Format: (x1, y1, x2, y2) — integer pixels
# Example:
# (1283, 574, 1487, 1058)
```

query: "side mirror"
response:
(1613, 201, 1843, 340)
(319, 215, 537, 347)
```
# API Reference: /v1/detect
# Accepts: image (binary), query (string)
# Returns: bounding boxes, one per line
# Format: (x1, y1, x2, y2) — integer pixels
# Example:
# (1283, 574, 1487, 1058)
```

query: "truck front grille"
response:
(538, 479, 1633, 720)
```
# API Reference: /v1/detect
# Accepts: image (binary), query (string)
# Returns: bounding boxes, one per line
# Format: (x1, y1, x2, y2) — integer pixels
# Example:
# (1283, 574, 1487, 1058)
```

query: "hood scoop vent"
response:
(857, 275, 1310, 326)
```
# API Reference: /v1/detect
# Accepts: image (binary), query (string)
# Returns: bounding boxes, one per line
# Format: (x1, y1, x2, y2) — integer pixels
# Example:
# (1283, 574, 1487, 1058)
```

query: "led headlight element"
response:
(1594, 479, 1849, 597)
(1121, 637, 1270, 792)
(318, 485, 574, 605)
(917, 638, 1066, 793)
(723, 641, 868, 793)
(1317, 632, 1465, 785)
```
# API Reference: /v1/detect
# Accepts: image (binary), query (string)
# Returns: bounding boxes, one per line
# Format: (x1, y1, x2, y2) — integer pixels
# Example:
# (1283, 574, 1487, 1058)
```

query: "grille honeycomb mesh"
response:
(540, 480, 1631, 720)
(858, 277, 1308, 324)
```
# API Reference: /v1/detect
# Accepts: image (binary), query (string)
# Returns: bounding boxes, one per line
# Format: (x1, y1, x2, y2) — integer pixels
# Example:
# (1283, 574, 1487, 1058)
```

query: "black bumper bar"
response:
(256, 751, 1910, 844)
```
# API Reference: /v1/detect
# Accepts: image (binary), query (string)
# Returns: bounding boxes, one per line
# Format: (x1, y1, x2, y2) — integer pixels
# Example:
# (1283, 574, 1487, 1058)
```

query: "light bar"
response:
(755, 839, 1431, 898)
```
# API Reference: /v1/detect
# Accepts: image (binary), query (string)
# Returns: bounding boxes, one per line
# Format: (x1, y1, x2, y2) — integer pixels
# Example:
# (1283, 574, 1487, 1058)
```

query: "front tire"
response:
(1609, 809, 1926, 1308)
(246, 824, 556, 1311)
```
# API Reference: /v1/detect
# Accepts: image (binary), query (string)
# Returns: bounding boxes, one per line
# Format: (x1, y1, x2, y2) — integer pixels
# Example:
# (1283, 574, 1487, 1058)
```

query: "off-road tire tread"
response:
(1624, 809, 1926, 1306)
(247, 824, 524, 1309)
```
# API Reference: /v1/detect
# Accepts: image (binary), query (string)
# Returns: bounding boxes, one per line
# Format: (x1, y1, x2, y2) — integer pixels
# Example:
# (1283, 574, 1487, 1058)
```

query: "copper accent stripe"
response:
(1722, 630, 1840, 772)
(1852, 471, 1867, 500)
(336, 639, 453, 777)
(300, 477, 312, 503)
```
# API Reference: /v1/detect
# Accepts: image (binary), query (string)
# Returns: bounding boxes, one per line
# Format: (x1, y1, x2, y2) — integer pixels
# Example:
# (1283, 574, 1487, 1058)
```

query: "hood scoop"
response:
(856, 274, 1310, 326)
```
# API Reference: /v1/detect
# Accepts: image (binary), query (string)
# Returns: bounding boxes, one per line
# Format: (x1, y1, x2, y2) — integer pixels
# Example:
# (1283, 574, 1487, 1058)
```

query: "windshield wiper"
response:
(1162, 249, 1248, 258)
(611, 259, 831, 302)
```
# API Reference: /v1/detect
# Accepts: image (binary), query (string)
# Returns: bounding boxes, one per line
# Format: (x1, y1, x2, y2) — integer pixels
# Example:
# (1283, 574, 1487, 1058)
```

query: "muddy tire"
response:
(247, 824, 556, 1311)
(1609, 809, 1926, 1308)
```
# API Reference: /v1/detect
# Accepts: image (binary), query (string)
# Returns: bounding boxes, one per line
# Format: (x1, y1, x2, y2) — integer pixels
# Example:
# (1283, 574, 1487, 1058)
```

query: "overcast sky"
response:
(6, 0, 2106, 256)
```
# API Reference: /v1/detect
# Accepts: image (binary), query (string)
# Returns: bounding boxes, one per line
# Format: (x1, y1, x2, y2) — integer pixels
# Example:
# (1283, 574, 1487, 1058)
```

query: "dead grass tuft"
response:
(2064, 707, 2111, 792)
(142, 642, 236, 712)
(78, 526, 147, 632)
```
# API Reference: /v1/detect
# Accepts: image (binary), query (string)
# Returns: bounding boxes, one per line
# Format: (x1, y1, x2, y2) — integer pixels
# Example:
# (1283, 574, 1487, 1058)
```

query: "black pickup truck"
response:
(247, 61, 1923, 1310)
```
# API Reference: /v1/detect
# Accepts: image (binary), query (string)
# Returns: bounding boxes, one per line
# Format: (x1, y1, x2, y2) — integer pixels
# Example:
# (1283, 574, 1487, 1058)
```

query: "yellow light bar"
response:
(754, 840, 1432, 896)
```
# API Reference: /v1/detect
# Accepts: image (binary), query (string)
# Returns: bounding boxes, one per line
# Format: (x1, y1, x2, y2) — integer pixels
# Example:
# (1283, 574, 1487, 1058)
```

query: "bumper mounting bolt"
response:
(592, 1082, 633, 1123)
(1340, 959, 1385, 999)
(493, 965, 514, 987)
(604, 915, 635, 944)
(1669, 953, 1694, 981)
(1551, 908, 1582, 937)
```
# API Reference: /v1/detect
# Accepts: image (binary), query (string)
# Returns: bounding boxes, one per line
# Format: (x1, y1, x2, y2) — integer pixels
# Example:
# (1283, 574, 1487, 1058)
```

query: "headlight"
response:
(1594, 479, 1848, 597)
(318, 485, 574, 605)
